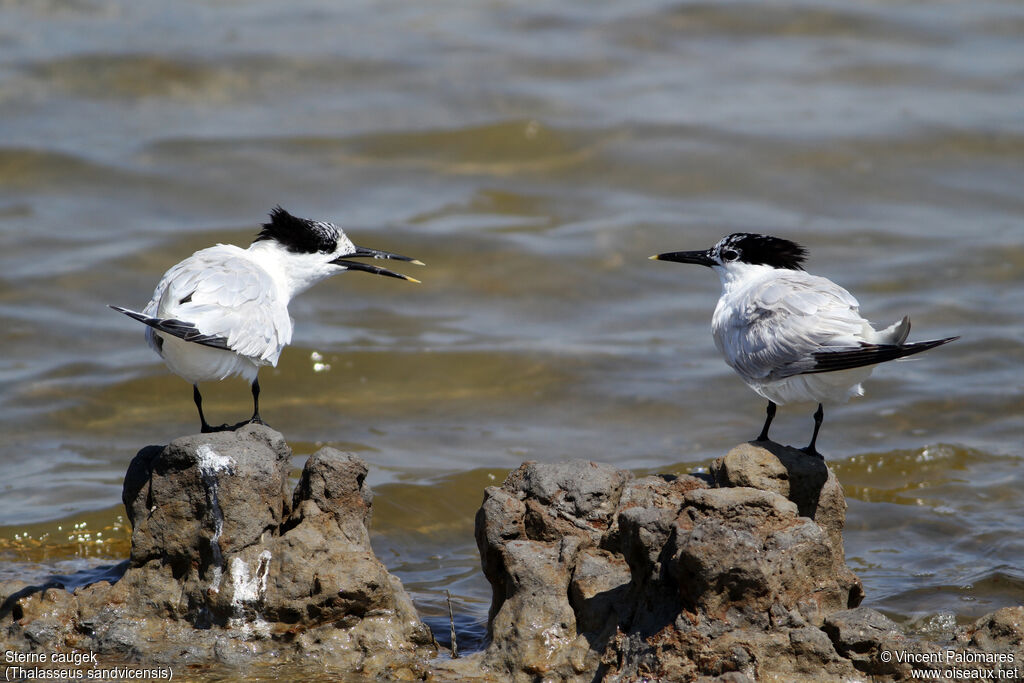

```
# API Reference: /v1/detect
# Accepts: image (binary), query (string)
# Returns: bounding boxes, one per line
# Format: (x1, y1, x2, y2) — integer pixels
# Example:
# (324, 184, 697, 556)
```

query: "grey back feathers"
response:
(254, 206, 340, 255)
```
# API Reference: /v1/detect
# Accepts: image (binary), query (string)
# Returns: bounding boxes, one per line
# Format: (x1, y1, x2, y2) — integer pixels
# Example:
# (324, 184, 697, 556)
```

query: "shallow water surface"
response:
(1, 0, 1022, 671)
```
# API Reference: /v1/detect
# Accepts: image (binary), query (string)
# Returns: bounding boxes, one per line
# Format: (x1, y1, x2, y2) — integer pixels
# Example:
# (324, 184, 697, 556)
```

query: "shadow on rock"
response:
(711, 440, 851, 571)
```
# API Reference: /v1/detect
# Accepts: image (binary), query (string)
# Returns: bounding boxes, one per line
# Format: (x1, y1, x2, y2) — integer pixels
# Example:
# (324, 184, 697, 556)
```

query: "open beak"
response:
(331, 246, 424, 283)
(649, 250, 715, 267)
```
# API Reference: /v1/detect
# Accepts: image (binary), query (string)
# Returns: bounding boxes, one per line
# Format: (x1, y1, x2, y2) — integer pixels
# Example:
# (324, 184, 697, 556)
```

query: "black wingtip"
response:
(109, 304, 143, 321)
(108, 306, 230, 351)
(911, 335, 960, 353)
(806, 335, 959, 375)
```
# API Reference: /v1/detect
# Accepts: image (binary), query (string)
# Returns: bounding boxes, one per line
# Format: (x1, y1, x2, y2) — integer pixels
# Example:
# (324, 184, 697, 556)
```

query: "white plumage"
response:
(711, 265, 909, 405)
(112, 207, 421, 432)
(652, 233, 957, 456)
(141, 245, 293, 384)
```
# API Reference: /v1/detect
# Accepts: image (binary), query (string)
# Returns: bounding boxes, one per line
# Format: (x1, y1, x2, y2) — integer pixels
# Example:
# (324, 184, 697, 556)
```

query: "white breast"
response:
(155, 333, 261, 384)
(747, 367, 872, 405)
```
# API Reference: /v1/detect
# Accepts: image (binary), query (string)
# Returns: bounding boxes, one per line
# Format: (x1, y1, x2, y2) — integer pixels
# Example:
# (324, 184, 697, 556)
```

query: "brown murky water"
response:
(1, 0, 1022, 676)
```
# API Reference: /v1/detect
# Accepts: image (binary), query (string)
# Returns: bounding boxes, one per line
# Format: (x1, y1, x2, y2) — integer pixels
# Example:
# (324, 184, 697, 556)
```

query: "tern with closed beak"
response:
(111, 206, 422, 432)
(651, 233, 957, 457)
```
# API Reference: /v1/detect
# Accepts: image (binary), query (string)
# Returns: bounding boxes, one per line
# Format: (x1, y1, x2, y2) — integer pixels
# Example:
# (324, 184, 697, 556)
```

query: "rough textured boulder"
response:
(465, 445, 865, 682)
(0, 425, 435, 676)
(439, 441, 1023, 682)
(5, 435, 1024, 682)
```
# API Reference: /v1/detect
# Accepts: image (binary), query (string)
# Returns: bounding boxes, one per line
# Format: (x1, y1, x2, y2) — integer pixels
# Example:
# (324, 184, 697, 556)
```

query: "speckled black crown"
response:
(254, 206, 339, 255)
(716, 233, 807, 270)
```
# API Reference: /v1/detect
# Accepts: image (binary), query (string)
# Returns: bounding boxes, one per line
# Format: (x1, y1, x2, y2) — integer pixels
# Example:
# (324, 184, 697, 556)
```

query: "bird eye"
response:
(721, 248, 739, 261)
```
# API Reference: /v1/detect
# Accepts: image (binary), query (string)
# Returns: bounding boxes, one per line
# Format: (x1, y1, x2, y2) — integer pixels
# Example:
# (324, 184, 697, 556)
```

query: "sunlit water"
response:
(1, 0, 1022, 669)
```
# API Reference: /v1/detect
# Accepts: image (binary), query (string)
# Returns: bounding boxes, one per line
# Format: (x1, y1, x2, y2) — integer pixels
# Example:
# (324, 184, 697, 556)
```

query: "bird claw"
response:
(200, 419, 269, 433)
(218, 417, 271, 431)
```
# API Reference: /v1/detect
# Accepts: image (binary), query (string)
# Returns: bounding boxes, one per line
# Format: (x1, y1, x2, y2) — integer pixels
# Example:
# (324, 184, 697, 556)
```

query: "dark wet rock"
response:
(125, 427, 291, 561)
(957, 607, 1024, 679)
(821, 605, 1024, 681)
(823, 606, 910, 676)
(968, 606, 1024, 652)
(1, 425, 435, 677)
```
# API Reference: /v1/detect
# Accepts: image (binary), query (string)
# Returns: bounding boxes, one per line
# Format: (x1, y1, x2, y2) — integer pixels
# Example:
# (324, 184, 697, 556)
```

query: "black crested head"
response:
(713, 233, 807, 270)
(254, 206, 340, 255)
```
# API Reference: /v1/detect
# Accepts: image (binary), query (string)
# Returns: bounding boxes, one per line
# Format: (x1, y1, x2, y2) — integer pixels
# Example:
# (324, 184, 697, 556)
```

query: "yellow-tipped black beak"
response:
(331, 246, 424, 283)
(649, 250, 715, 267)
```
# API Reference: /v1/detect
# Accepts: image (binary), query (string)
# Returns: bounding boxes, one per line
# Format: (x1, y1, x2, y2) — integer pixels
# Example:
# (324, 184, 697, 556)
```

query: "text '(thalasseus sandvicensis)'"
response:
(111, 206, 422, 433)
(651, 233, 957, 457)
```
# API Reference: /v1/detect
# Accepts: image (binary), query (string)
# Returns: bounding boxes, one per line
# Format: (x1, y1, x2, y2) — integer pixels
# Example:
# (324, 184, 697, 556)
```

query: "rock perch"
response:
(4, 435, 1024, 682)
(435, 441, 1024, 683)
(0, 425, 436, 677)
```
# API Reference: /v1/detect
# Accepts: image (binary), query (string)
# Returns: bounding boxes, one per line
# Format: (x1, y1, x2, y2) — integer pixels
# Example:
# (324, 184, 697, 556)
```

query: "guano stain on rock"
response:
(3, 436, 1023, 683)
(0, 425, 436, 678)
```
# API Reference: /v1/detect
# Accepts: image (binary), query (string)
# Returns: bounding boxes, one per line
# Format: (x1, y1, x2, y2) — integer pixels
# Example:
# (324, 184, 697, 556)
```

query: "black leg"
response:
(194, 383, 232, 432)
(801, 403, 825, 459)
(249, 377, 265, 426)
(757, 401, 777, 442)
(194, 384, 214, 433)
